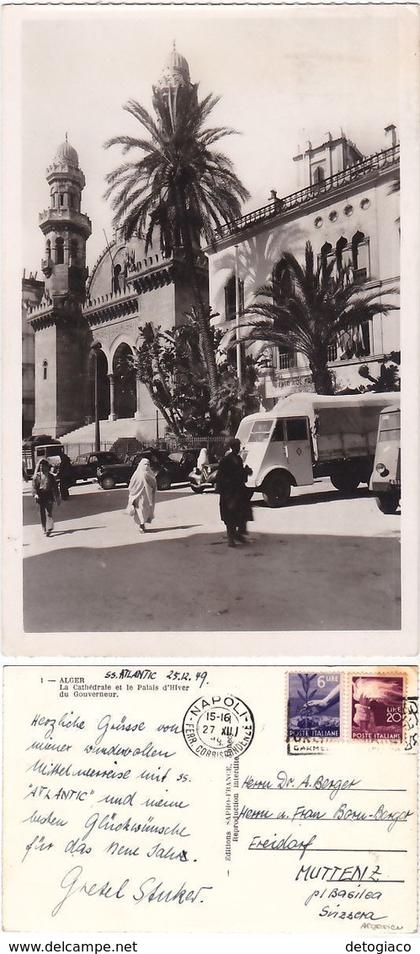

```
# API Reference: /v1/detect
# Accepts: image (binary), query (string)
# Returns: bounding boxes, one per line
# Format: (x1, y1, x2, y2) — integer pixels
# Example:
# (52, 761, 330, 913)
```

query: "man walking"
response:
(216, 438, 253, 547)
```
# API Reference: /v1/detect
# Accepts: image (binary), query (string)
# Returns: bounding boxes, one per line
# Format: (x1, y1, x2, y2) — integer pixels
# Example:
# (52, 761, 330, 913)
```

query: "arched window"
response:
(42, 360, 48, 381)
(320, 241, 333, 278)
(225, 275, 236, 321)
(59, 194, 64, 207)
(46, 239, 51, 259)
(272, 260, 292, 304)
(224, 274, 244, 322)
(313, 165, 325, 186)
(113, 264, 121, 294)
(351, 232, 370, 281)
(271, 261, 296, 370)
(335, 236, 348, 273)
(56, 237, 64, 265)
(351, 231, 365, 270)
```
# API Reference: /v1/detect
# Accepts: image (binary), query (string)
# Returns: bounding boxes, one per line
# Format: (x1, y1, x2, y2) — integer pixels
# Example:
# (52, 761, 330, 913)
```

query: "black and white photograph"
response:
(3, 4, 419, 651)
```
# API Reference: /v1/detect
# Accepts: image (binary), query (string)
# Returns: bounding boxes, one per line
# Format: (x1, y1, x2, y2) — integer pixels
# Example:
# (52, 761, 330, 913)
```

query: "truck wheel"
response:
(330, 469, 360, 493)
(262, 473, 291, 508)
(157, 471, 171, 491)
(376, 493, 400, 514)
(100, 476, 115, 490)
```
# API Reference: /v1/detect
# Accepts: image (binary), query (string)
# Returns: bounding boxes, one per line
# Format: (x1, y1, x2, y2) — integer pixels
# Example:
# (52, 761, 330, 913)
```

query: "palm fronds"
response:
(243, 241, 399, 394)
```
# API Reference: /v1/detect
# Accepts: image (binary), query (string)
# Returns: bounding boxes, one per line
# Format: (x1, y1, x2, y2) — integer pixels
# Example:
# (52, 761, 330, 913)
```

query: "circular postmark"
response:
(182, 694, 255, 759)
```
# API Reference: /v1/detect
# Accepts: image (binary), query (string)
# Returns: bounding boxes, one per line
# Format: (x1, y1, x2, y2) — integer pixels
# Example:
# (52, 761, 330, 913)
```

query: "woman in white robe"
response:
(127, 458, 157, 532)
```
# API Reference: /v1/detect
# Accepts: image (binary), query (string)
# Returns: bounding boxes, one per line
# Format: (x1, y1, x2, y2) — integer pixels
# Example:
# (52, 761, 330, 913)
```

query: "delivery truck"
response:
(370, 404, 401, 514)
(235, 391, 400, 507)
(22, 439, 64, 480)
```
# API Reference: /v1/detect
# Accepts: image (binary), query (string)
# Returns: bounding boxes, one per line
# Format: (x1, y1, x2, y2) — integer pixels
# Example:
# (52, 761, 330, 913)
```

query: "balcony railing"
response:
(212, 144, 399, 242)
(38, 208, 92, 235)
(278, 351, 297, 370)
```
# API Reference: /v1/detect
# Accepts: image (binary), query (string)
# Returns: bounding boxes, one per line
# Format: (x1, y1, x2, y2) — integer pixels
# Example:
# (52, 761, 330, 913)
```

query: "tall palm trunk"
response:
(145, 384, 185, 438)
(309, 360, 334, 395)
(177, 192, 219, 396)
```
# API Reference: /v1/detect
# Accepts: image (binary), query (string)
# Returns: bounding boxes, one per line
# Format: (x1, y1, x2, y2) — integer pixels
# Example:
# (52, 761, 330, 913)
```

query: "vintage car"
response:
(70, 451, 120, 482)
(97, 448, 198, 491)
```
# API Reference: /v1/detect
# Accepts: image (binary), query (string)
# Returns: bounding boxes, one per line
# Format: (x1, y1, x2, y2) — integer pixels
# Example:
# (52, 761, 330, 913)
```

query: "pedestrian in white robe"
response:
(126, 458, 157, 532)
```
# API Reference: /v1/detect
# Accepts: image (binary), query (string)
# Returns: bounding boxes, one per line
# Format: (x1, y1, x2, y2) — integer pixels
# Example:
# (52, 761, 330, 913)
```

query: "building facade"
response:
(22, 272, 43, 437)
(25, 47, 207, 442)
(207, 126, 400, 404)
(24, 50, 400, 440)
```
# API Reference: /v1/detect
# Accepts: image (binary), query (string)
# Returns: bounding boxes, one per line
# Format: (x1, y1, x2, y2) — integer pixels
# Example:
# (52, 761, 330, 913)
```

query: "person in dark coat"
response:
(32, 458, 60, 536)
(57, 453, 73, 500)
(216, 438, 253, 547)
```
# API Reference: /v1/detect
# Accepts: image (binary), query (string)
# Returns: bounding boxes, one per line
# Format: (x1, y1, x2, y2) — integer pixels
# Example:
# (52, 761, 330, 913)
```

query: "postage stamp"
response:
(351, 675, 404, 741)
(288, 672, 341, 741)
(182, 694, 255, 759)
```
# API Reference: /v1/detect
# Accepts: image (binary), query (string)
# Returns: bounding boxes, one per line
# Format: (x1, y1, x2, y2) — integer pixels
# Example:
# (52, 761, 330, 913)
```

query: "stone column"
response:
(108, 372, 117, 421)
(134, 372, 142, 421)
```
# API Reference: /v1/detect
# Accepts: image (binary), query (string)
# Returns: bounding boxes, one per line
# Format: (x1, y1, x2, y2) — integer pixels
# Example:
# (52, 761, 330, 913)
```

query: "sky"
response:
(21, 5, 402, 274)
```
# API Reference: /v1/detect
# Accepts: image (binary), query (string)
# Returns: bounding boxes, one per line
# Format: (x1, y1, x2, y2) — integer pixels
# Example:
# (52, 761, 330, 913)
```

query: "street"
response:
(23, 479, 401, 633)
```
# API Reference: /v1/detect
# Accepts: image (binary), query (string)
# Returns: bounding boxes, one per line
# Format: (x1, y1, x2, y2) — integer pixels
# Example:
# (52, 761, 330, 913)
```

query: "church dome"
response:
(163, 43, 190, 84)
(55, 136, 79, 167)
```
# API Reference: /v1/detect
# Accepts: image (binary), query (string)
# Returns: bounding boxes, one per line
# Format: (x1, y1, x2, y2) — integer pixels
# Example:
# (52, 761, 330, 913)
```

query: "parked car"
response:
(97, 448, 198, 491)
(189, 461, 219, 494)
(70, 451, 120, 483)
(162, 449, 199, 483)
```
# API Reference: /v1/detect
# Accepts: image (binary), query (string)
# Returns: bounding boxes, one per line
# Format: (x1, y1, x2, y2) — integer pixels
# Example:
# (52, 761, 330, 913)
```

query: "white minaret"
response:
(40, 134, 91, 303)
(153, 42, 196, 128)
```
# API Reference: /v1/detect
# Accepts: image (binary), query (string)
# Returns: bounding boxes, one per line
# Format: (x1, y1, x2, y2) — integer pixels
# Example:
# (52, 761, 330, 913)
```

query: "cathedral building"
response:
(25, 47, 207, 442)
(24, 46, 400, 443)
(207, 126, 400, 403)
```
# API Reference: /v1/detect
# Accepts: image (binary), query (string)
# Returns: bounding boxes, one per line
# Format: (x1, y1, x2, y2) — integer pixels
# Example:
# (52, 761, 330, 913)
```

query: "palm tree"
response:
(104, 80, 249, 394)
(242, 242, 398, 394)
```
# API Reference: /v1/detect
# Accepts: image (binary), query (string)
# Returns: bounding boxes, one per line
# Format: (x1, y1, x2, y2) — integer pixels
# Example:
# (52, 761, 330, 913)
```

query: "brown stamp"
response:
(351, 675, 404, 741)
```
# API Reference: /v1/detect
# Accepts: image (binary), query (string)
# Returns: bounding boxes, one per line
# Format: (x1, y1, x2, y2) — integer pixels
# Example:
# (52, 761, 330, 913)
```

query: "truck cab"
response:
(370, 405, 401, 514)
(22, 442, 64, 480)
(236, 411, 314, 507)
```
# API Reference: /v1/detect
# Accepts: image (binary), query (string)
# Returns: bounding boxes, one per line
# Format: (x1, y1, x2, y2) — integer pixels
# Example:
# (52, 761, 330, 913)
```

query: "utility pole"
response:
(235, 244, 242, 386)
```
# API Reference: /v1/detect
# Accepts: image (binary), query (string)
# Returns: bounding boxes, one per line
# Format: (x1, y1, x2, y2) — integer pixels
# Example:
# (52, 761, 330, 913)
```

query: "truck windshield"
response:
(248, 420, 274, 443)
(36, 446, 62, 459)
(271, 420, 285, 441)
(236, 420, 254, 444)
(378, 410, 400, 442)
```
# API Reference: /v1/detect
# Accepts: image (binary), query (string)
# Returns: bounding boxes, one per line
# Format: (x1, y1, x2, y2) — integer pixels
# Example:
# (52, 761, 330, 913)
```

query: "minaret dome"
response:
(165, 42, 190, 83)
(157, 42, 191, 90)
(54, 134, 79, 168)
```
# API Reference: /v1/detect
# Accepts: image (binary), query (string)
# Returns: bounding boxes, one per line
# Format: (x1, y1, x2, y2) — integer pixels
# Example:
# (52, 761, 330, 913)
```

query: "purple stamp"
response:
(288, 672, 340, 739)
(351, 675, 404, 741)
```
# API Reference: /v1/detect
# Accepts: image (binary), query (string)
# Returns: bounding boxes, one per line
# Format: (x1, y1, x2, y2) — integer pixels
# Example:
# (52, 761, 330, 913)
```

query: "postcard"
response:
(3, 665, 417, 932)
(2, 4, 419, 656)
